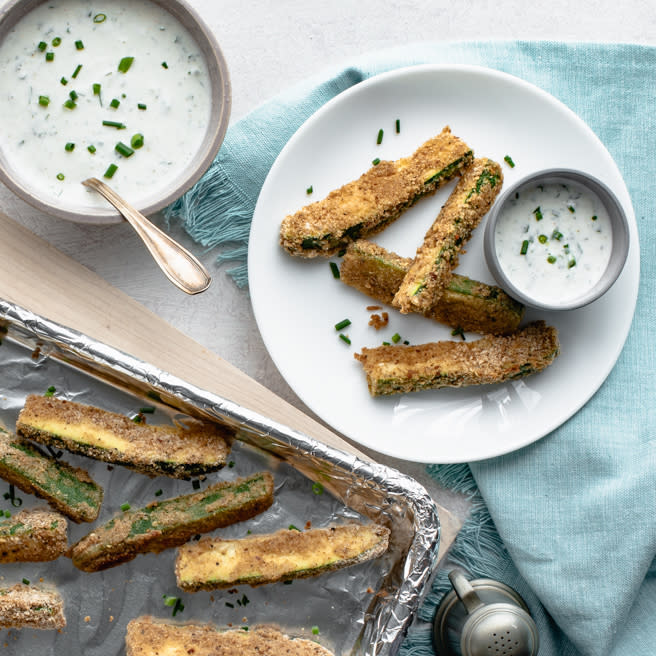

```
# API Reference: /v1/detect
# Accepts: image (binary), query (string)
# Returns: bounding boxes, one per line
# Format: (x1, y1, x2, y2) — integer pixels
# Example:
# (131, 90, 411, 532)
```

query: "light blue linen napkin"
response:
(166, 42, 656, 656)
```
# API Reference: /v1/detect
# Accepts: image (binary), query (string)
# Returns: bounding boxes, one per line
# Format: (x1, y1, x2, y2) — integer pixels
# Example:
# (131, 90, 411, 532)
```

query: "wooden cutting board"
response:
(0, 211, 461, 559)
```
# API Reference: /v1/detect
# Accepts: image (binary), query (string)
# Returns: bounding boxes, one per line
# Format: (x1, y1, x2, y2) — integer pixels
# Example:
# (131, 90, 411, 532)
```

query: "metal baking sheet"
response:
(0, 299, 440, 656)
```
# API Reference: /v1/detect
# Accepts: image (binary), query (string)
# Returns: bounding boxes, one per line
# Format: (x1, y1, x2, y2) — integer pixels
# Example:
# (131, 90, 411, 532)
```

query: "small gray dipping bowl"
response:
(0, 0, 231, 224)
(483, 168, 630, 311)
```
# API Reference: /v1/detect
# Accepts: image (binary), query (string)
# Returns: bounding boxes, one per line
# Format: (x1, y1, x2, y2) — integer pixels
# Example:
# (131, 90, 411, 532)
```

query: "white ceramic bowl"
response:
(0, 0, 231, 224)
(483, 168, 630, 311)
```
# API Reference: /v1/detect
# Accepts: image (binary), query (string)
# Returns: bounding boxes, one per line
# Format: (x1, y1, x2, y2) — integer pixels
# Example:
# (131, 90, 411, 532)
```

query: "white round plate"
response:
(248, 65, 639, 463)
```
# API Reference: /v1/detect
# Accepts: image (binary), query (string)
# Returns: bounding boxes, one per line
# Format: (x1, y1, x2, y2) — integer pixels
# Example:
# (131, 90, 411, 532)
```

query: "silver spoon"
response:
(82, 177, 211, 295)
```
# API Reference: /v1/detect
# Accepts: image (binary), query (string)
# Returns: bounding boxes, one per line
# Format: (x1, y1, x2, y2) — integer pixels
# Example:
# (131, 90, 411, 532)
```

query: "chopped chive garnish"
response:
(334, 318, 351, 331)
(72, 64, 82, 78)
(75, 40, 84, 50)
(139, 406, 155, 414)
(63, 99, 76, 110)
(533, 207, 543, 221)
(93, 83, 101, 95)
(22, 578, 30, 586)
(137, 103, 147, 110)
(591, 214, 598, 221)
(547, 255, 557, 264)
(538, 234, 548, 244)
(552, 230, 563, 241)
(372, 158, 381, 165)
(329, 262, 340, 279)
(103, 120, 126, 129)
(225, 602, 234, 608)
(118, 56, 134, 73)
(93, 13, 107, 23)
(228, 461, 235, 468)
(451, 327, 466, 340)
(172, 598, 184, 616)
(130, 133, 144, 149)
(192, 479, 200, 490)
(120, 502, 130, 512)
(52, 37, 62, 47)
(568, 258, 576, 268)
(110, 98, 120, 109)
(395, 118, 400, 133)
(65, 142, 75, 152)
(38, 41, 47, 52)
(115, 142, 134, 158)
(154, 489, 163, 497)
(87, 145, 96, 153)
(132, 414, 143, 423)
(288, 524, 300, 531)
(306, 185, 313, 194)
(45, 52, 54, 62)
(376, 128, 384, 144)
(391, 333, 401, 343)
(503, 155, 515, 167)
(312, 626, 320, 635)
(568, 205, 575, 213)
(161, 61, 168, 69)
(520, 240, 529, 255)
(45, 385, 56, 397)
(69, 90, 78, 101)
(312, 482, 324, 495)
(382, 341, 391, 346)
(104, 163, 118, 179)
(339, 334, 351, 345)
(60, 77, 68, 85)
(162, 595, 177, 607)
(56, 173, 65, 181)
(38, 95, 50, 107)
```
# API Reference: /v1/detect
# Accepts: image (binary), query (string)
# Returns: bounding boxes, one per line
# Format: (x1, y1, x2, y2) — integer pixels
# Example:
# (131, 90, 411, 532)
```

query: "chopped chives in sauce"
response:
(372, 158, 380, 165)
(63, 99, 76, 110)
(37, 41, 47, 52)
(38, 95, 50, 107)
(87, 145, 96, 153)
(115, 142, 134, 157)
(75, 40, 84, 50)
(110, 98, 120, 109)
(339, 334, 351, 345)
(503, 155, 515, 168)
(52, 37, 62, 47)
(376, 128, 384, 145)
(45, 51, 54, 61)
(306, 185, 313, 194)
(103, 120, 126, 129)
(329, 262, 340, 279)
(120, 503, 131, 512)
(93, 13, 107, 23)
(64, 142, 75, 152)
(520, 240, 529, 255)
(137, 103, 147, 110)
(161, 61, 168, 69)
(395, 118, 400, 133)
(391, 333, 401, 343)
(130, 133, 144, 149)
(104, 163, 118, 178)
(334, 318, 351, 331)
(60, 77, 68, 85)
(118, 56, 134, 73)
(72, 64, 82, 78)
(56, 173, 65, 180)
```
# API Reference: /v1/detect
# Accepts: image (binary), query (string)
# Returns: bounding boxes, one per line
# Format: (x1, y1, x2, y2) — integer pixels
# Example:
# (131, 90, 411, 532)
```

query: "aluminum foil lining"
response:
(0, 299, 440, 656)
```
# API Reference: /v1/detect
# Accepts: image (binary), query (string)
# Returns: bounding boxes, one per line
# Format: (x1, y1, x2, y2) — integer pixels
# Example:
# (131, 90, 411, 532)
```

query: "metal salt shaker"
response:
(432, 569, 540, 656)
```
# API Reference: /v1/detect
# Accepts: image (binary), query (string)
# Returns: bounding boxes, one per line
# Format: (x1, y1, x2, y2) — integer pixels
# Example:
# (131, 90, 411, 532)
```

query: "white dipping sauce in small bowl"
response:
(484, 169, 629, 311)
(0, 0, 230, 223)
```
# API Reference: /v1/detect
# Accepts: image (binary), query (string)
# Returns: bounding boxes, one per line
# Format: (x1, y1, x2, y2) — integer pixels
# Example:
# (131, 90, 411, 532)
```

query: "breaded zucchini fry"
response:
(126, 617, 335, 656)
(341, 240, 524, 335)
(280, 126, 473, 257)
(393, 158, 503, 313)
(0, 583, 65, 629)
(0, 509, 67, 562)
(355, 321, 559, 396)
(16, 395, 231, 479)
(70, 471, 274, 572)
(0, 428, 103, 523)
(175, 523, 390, 592)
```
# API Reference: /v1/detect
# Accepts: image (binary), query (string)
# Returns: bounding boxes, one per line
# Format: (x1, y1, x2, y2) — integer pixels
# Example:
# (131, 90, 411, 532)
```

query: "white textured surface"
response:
(0, 0, 653, 514)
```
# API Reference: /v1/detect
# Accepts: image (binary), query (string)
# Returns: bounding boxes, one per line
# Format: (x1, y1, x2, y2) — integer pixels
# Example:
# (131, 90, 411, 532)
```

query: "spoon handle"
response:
(82, 177, 211, 295)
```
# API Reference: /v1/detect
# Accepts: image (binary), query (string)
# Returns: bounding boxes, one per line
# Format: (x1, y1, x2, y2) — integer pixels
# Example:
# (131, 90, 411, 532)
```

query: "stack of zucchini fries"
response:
(279, 126, 560, 395)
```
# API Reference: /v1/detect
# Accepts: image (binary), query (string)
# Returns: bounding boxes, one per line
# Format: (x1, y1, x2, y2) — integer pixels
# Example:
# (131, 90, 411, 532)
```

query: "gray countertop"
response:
(1, 0, 653, 523)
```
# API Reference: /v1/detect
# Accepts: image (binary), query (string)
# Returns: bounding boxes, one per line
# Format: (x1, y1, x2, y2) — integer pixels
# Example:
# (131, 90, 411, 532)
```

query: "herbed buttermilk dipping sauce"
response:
(494, 180, 612, 305)
(0, 0, 211, 210)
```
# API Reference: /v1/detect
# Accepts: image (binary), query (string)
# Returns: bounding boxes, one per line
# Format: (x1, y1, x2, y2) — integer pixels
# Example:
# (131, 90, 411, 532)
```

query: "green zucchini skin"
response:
(340, 240, 524, 335)
(280, 126, 473, 257)
(0, 429, 103, 523)
(393, 158, 503, 314)
(16, 395, 231, 480)
(70, 471, 274, 572)
(355, 321, 559, 396)
(0, 509, 68, 562)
